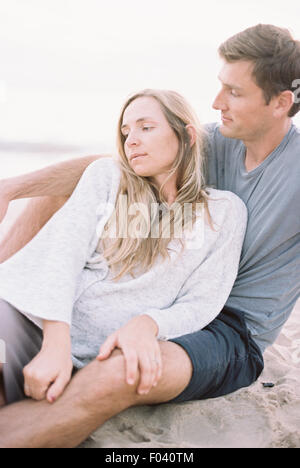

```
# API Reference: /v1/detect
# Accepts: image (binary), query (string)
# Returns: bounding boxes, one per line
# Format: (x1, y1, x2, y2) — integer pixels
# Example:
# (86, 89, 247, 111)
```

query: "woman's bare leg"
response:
(0, 196, 68, 263)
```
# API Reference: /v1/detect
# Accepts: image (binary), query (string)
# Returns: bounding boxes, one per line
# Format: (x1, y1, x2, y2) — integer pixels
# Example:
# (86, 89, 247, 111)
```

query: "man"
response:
(0, 24, 299, 448)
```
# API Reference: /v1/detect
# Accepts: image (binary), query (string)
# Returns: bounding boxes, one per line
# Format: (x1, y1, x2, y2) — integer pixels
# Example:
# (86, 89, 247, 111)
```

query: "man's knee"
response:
(72, 352, 128, 409)
(70, 342, 193, 410)
(143, 340, 193, 404)
(87, 342, 192, 406)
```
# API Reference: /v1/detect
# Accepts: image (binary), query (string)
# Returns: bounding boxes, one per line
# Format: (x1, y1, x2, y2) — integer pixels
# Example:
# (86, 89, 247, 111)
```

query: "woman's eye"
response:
(143, 126, 152, 131)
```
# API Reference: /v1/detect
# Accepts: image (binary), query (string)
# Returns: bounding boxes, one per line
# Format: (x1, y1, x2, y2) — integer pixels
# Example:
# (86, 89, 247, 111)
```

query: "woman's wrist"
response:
(42, 320, 71, 350)
(139, 314, 159, 337)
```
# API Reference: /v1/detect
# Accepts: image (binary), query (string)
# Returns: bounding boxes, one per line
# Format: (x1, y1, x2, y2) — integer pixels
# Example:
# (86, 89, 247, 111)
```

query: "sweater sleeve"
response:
(145, 193, 248, 340)
(0, 157, 120, 328)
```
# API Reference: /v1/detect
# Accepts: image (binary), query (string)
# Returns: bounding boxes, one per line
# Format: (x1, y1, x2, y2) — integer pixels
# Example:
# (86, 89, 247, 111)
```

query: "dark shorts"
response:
(169, 305, 264, 403)
(0, 298, 264, 405)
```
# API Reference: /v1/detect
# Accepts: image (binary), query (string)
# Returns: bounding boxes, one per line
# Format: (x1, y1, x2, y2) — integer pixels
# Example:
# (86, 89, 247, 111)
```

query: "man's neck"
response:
(244, 119, 292, 172)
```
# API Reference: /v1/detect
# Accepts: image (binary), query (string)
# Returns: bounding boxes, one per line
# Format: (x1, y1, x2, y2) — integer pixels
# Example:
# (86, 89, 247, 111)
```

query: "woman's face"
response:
(121, 96, 179, 186)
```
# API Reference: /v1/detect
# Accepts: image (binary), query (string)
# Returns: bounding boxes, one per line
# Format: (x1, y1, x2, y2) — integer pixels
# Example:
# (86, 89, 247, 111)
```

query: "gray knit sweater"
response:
(0, 158, 247, 368)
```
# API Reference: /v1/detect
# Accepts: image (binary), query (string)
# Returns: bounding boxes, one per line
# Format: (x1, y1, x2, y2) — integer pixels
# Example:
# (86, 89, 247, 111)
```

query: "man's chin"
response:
(219, 123, 239, 139)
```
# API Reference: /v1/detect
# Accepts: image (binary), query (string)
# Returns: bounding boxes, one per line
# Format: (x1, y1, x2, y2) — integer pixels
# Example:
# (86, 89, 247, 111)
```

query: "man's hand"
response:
(97, 315, 162, 395)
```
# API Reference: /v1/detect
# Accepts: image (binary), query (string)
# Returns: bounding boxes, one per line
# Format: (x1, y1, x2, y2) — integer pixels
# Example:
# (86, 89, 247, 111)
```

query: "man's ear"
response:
(185, 124, 197, 147)
(274, 90, 294, 117)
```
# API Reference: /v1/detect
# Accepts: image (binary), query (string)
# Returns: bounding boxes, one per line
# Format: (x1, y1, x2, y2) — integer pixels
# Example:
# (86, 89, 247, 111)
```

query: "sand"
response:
(78, 300, 300, 449)
(1, 200, 299, 449)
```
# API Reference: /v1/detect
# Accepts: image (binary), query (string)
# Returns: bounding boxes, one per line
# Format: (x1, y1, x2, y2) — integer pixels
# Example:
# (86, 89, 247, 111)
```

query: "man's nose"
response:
(212, 90, 227, 111)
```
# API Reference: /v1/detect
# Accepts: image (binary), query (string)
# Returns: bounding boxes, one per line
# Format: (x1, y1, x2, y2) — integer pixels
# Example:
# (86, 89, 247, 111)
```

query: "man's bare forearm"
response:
(1, 154, 108, 202)
(0, 154, 109, 263)
(0, 196, 68, 263)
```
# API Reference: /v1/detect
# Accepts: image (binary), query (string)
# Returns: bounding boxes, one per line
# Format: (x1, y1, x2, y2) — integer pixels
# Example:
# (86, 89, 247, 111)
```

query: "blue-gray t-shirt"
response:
(204, 122, 300, 352)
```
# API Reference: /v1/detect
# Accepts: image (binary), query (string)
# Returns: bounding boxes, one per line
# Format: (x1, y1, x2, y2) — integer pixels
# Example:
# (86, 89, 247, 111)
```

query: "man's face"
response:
(213, 60, 276, 141)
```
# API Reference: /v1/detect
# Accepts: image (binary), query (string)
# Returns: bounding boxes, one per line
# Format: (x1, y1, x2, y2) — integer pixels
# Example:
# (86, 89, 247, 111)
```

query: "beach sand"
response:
(78, 300, 300, 449)
(1, 200, 299, 449)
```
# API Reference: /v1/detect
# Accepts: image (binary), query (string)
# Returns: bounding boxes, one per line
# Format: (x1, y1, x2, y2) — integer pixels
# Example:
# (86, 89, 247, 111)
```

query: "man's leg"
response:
(0, 342, 192, 448)
(0, 196, 68, 263)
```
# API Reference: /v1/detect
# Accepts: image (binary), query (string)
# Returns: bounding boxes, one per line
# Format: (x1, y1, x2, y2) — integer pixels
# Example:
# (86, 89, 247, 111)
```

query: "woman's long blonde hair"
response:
(97, 89, 210, 281)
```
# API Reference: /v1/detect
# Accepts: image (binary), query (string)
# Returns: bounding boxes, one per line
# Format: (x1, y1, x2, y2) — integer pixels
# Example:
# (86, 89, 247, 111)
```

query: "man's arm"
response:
(0, 154, 107, 204)
(0, 154, 109, 262)
(0, 196, 68, 263)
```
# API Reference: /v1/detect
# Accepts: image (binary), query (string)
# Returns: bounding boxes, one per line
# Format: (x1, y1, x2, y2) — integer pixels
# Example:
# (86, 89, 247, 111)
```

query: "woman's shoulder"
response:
(206, 187, 246, 211)
(74, 156, 121, 205)
(86, 156, 121, 177)
(82, 156, 121, 190)
(205, 187, 248, 228)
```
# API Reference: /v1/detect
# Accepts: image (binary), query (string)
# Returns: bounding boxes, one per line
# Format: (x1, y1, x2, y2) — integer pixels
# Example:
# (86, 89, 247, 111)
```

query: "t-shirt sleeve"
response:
(0, 157, 120, 328)
(145, 193, 248, 340)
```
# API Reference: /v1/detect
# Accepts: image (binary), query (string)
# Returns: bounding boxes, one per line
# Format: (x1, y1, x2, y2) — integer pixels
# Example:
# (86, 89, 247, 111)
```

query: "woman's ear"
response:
(185, 124, 197, 147)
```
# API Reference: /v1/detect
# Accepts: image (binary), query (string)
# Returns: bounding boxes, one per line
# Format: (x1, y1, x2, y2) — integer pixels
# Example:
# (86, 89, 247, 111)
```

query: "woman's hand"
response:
(23, 320, 73, 403)
(23, 345, 73, 403)
(97, 315, 162, 395)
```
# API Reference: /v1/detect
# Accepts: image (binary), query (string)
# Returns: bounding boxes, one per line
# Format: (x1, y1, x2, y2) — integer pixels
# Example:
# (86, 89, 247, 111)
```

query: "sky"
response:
(0, 0, 300, 153)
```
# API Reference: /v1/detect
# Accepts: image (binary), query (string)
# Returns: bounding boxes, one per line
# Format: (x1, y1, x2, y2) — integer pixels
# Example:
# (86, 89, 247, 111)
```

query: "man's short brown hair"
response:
(218, 24, 300, 117)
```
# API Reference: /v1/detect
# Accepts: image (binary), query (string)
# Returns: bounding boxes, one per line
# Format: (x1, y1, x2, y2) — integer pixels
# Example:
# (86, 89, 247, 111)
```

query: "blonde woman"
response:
(0, 89, 248, 408)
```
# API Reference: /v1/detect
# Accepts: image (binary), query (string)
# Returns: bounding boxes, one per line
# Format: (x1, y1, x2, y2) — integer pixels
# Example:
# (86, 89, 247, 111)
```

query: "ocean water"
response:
(1, 1, 299, 145)
(0, 145, 112, 178)
(0, 0, 299, 179)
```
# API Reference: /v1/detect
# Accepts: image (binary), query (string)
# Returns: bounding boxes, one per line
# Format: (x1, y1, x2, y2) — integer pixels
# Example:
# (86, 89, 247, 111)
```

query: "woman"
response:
(0, 89, 247, 405)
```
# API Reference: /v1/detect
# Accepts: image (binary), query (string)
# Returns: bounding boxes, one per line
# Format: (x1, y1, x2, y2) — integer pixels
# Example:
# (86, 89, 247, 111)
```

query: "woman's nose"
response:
(126, 132, 140, 146)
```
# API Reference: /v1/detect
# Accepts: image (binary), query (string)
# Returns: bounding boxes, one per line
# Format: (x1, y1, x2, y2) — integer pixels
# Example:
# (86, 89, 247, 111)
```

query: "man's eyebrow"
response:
(121, 117, 157, 130)
(217, 76, 243, 90)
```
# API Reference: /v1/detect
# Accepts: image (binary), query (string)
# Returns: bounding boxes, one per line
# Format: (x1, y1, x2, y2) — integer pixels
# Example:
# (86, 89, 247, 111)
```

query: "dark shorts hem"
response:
(168, 306, 264, 404)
